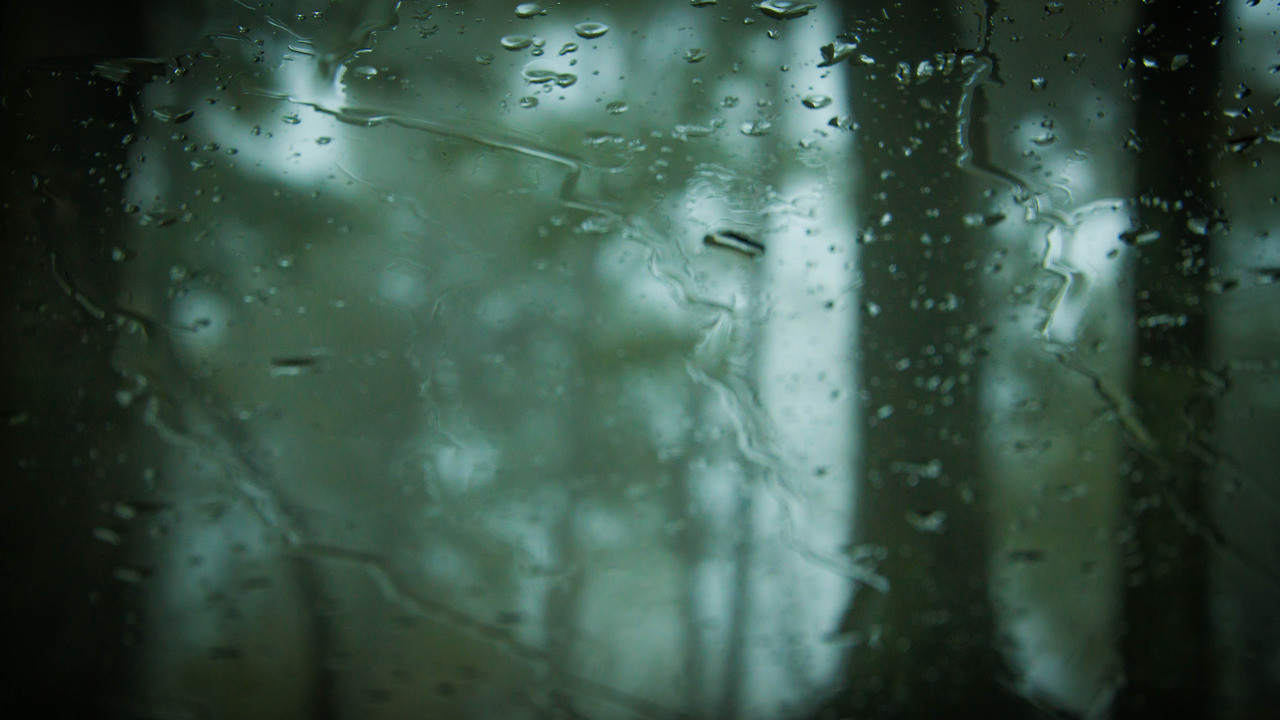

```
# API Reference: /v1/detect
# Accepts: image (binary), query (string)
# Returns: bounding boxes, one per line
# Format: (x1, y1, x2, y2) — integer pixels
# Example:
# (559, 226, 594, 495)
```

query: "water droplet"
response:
(520, 96, 539, 108)
(963, 212, 1007, 227)
(1030, 76, 1047, 91)
(555, 72, 577, 87)
(684, 48, 706, 63)
(755, 1, 816, 20)
(740, 120, 773, 137)
(907, 510, 947, 533)
(574, 21, 609, 39)
(1170, 54, 1190, 71)
(559, 42, 579, 55)
(674, 123, 717, 139)
(354, 65, 378, 77)
(818, 41, 857, 68)
(802, 94, 832, 109)
(523, 68, 559, 83)
(151, 106, 194, 124)
(476, 54, 494, 65)
(501, 34, 534, 51)
(515, 2, 546, 18)
(1044, 1, 1065, 15)
(722, 95, 740, 108)
(692, 0, 717, 6)
(606, 100, 629, 114)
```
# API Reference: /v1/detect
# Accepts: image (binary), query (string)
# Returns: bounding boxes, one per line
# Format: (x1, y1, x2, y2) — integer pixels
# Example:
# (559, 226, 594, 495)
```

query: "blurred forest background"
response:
(2, 1, 1278, 719)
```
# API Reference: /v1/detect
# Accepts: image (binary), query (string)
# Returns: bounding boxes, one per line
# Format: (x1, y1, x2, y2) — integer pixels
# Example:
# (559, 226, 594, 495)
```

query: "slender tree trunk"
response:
(831, 4, 1024, 716)
(1116, 2, 1223, 717)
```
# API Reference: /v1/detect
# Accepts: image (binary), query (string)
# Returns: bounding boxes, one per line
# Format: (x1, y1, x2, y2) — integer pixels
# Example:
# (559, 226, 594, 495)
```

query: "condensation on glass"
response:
(2, 1, 1277, 719)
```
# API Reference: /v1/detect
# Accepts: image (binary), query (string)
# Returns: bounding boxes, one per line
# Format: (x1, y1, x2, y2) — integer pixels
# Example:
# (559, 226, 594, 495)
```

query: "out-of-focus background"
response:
(2, 2, 1278, 719)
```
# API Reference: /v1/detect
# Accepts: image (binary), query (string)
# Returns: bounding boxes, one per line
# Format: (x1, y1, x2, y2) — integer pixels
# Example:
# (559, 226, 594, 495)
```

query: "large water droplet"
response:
(501, 34, 534, 51)
(755, 1, 816, 20)
(515, 2, 546, 18)
(523, 68, 560, 83)
(574, 21, 609, 39)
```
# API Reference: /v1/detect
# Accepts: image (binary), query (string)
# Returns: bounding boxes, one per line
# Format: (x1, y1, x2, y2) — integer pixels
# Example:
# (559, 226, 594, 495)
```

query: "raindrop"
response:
(802, 94, 832, 109)
(501, 34, 534, 51)
(515, 2, 546, 18)
(151, 106, 194, 124)
(740, 119, 773, 136)
(818, 41, 857, 67)
(907, 510, 947, 533)
(520, 96, 539, 108)
(271, 354, 328, 377)
(559, 42, 579, 55)
(755, 1, 816, 20)
(1044, 2, 1065, 15)
(704, 230, 765, 258)
(692, 0, 717, 6)
(555, 73, 577, 87)
(574, 21, 609, 39)
(962, 212, 1007, 227)
(606, 101, 629, 114)
(476, 54, 494, 65)
(1170, 54, 1190, 71)
(523, 68, 560, 83)
(1030, 76, 1047, 91)
(684, 48, 706, 63)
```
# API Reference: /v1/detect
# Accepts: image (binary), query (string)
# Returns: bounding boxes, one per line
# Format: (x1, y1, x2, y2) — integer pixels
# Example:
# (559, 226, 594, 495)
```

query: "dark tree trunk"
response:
(1116, 2, 1223, 717)
(827, 3, 1026, 717)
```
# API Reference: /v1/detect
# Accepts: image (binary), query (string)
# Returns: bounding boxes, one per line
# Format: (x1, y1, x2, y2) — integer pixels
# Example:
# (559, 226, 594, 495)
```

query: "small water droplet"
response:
(574, 21, 609, 39)
(692, 0, 717, 6)
(1029, 76, 1047, 91)
(515, 2, 546, 18)
(520, 96, 539, 108)
(151, 106, 194, 124)
(684, 48, 706, 63)
(802, 94, 832, 109)
(476, 54, 494, 65)
(606, 100, 629, 114)
(722, 95, 740, 108)
(559, 42, 579, 55)
(1170, 54, 1190, 70)
(906, 510, 947, 533)
(755, 1, 816, 20)
(555, 72, 577, 87)
(354, 65, 378, 77)
(739, 119, 773, 136)
(315, 136, 332, 145)
(1044, 1, 1065, 15)
(501, 34, 534, 51)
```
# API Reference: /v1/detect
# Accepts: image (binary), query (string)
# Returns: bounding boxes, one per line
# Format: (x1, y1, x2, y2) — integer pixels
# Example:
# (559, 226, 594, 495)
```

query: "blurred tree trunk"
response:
(827, 3, 1025, 716)
(1, 3, 152, 717)
(1116, 2, 1223, 717)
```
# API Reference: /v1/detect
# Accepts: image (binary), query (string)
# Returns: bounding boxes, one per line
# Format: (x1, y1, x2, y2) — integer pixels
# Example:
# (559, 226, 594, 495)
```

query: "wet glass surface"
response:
(2, 1, 1279, 718)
